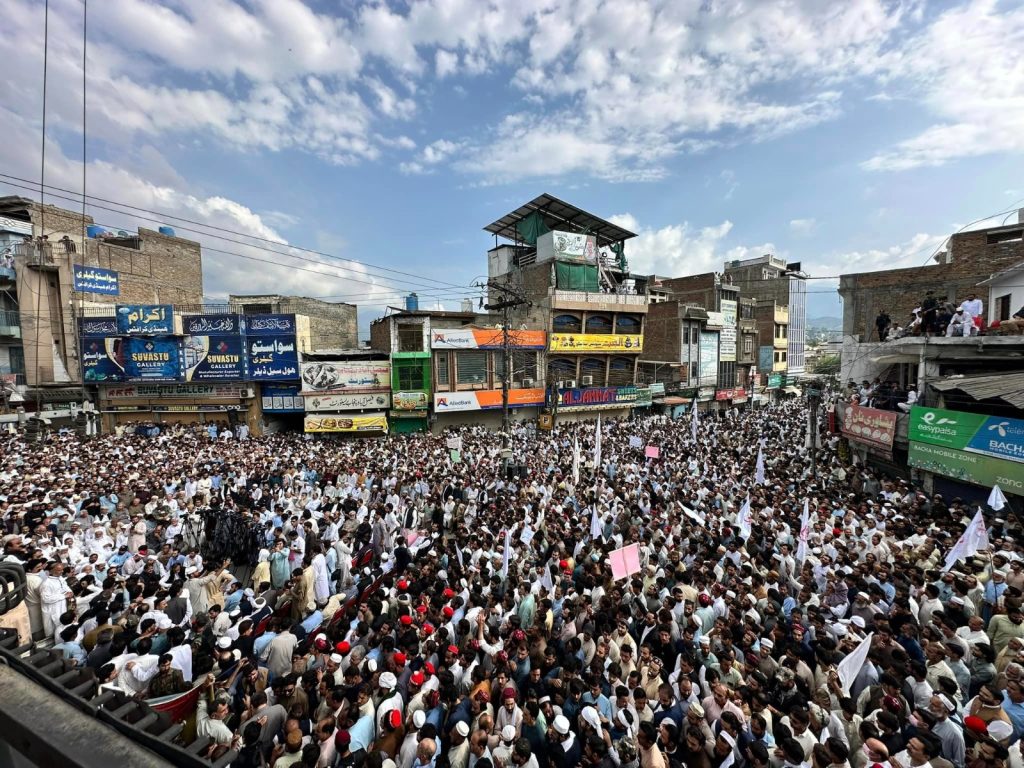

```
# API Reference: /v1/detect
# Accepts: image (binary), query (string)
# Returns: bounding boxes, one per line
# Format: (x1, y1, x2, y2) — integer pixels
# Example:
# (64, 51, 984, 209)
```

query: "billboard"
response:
(182, 314, 242, 335)
(80, 317, 118, 336)
(304, 413, 388, 433)
(430, 329, 547, 350)
(549, 334, 643, 353)
(116, 305, 174, 335)
(910, 406, 1024, 465)
(556, 386, 638, 411)
(247, 336, 299, 380)
(720, 299, 737, 363)
(699, 331, 718, 386)
(260, 384, 304, 413)
(909, 442, 1023, 496)
(244, 313, 296, 335)
(121, 337, 183, 381)
(433, 388, 545, 413)
(303, 392, 392, 411)
(767, 373, 783, 389)
(183, 335, 246, 382)
(82, 337, 125, 382)
(72, 265, 119, 295)
(393, 391, 429, 410)
(300, 361, 390, 394)
(842, 404, 898, 453)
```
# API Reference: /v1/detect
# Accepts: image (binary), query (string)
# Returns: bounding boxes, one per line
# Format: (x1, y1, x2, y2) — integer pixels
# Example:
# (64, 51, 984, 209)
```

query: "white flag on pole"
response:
(540, 562, 554, 592)
(754, 446, 765, 485)
(593, 414, 602, 469)
(734, 495, 752, 541)
(796, 498, 811, 564)
(837, 632, 874, 695)
(591, 506, 603, 540)
(943, 508, 990, 572)
(989, 485, 1008, 512)
(501, 529, 512, 580)
(572, 436, 581, 485)
(691, 399, 698, 442)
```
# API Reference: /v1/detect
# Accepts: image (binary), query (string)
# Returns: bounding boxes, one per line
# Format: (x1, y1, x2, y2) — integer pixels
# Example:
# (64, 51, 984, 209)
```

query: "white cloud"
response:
(789, 218, 818, 236)
(815, 232, 947, 276)
(435, 49, 459, 78)
(863, 0, 1024, 171)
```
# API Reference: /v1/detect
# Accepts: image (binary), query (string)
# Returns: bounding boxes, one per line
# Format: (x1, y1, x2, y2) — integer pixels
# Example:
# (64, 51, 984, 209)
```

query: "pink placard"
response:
(610, 543, 642, 580)
(645, 446, 660, 459)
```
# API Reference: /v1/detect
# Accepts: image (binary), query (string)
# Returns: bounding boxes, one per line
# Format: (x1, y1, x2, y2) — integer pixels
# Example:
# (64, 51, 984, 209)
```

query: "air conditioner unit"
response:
(567, 379, 577, 389)
(557, 380, 567, 390)
(522, 377, 535, 388)
(242, 387, 255, 398)
(581, 375, 594, 386)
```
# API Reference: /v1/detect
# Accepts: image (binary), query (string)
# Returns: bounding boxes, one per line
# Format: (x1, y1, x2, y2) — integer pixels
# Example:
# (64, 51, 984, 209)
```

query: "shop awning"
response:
(782, 386, 802, 395)
(653, 396, 690, 405)
(23, 387, 83, 403)
(929, 372, 1024, 409)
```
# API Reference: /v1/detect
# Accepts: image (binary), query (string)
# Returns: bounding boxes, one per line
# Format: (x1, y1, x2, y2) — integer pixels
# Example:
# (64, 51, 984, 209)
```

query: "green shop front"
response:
(389, 352, 431, 433)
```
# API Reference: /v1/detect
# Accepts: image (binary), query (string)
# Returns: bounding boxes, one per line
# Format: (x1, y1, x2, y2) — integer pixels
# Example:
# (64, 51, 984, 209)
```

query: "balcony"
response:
(0, 264, 14, 284)
(774, 307, 789, 323)
(0, 310, 20, 338)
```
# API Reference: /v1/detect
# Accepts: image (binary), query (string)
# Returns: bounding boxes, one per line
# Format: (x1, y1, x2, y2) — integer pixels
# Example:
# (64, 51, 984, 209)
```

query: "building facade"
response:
(230, 294, 358, 351)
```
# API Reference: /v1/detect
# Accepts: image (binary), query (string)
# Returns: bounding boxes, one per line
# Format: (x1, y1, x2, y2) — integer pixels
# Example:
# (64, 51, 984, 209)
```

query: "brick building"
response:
(0, 195, 203, 388)
(230, 294, 357, 351)
(839, 219, 1024, 342)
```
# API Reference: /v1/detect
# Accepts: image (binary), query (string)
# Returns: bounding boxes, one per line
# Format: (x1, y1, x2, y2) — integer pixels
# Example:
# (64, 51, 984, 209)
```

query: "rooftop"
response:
(484, 193, 636, 248)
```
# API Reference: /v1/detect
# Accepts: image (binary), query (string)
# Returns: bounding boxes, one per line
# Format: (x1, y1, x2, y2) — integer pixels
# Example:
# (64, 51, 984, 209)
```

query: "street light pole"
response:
(482, 280, 530, 458)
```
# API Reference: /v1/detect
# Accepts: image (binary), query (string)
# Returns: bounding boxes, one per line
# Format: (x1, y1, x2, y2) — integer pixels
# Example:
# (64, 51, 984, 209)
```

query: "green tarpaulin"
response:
(555, 262, 599, 292)
(515, 212, 550, 245)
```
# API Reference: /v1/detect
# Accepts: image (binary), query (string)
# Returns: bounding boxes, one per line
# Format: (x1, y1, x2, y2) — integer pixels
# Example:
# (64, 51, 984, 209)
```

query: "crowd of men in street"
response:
(1, 398, 1022, 768)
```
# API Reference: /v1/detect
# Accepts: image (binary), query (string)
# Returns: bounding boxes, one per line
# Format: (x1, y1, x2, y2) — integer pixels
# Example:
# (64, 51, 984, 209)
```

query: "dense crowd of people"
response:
(1, 399, 1021, 768)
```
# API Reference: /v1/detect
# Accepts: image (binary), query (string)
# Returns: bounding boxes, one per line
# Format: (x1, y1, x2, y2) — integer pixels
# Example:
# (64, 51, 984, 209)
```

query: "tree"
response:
(812, 354, 840, 375)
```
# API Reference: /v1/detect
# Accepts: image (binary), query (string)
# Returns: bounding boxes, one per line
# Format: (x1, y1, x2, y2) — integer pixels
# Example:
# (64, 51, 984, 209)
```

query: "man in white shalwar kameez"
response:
(40, 562, 72, 638)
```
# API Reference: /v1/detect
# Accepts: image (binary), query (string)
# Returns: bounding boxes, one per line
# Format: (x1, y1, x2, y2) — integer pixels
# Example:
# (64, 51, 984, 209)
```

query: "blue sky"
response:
(2, 0, 1023, 338)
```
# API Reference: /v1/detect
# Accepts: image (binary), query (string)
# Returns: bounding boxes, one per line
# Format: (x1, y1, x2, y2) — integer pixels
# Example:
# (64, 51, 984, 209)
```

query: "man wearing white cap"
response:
(377, 671, 403, 734)
(549, 714, 580, 768)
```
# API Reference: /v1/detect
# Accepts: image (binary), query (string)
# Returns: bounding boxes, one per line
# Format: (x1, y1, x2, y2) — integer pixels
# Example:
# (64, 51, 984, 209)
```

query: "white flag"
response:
(455, 545, 464, 569)
(754, 446, 765, 485)
(837, 632, 874, 696)
(943, 508, 990, 572)
(734, 495, 752, 541)
(591, 506, 603, 540)
(572, 436, 581, 485)
(540, 562, 554, 592)
(796, 498, 811, 564)
(501, 529, 512, 580)
(989, 485, 1008, 512)
(593, 414, 602, 469)
(691, 399, 698, 442)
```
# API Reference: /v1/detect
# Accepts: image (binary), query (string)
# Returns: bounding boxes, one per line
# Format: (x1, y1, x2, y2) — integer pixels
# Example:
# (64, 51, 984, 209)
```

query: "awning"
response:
(929, 372, 1024, 409)
(653, 396, 690, 406)
(23, 387, 83, 403)
(782, 386, 802, 395)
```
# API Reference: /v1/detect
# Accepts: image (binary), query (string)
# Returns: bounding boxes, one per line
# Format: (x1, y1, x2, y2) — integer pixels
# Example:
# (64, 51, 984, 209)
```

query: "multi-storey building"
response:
(230, 294, 357, 350)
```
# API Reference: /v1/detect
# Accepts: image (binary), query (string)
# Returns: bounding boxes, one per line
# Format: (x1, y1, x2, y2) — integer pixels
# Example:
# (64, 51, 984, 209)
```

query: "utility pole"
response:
(806, 378, 822, 477)
(481, 280, 530, 460)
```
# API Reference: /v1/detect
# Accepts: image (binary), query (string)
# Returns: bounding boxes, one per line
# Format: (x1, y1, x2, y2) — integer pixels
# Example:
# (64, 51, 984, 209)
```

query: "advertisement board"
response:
(244, 314, 296, 335)
(261, 385, 304, 413)
(116, 304, 174, 335)
(557, 386, 638, 411)
(247, 336, 299, 380)
(720, 299, 737, 363)
(72, 265, 119, 295)
(82, 337, 126, 382)
(182, 314, 242, 335)
(767, 373, 783, 389)
(549, 334, 643, 353)
(183, 335, 247, 382)
(842, 404, 898, 453)
(303, 392, 392, 411)
(759, 346, 774, 373)
(80, 317, 118, 336)
(909, 442, 1024, 495)
(304, 413, 388, 433)
(121, 337, 183, 381)
(699, 332, 718, 386)
(910, 406, 1024, 465)
(300, 361, 391, 394)
(546, 230, 597, 260)
(102, 383, 250, 399)
(393, 391, 429, 410)
(430, 329, 547, 350)
(433, 388, 545, 413)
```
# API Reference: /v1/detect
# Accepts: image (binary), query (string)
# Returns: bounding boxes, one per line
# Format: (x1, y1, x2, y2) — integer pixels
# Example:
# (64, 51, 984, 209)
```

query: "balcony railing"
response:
(0, 310, 21, 337)
(551, 289, 648, 305)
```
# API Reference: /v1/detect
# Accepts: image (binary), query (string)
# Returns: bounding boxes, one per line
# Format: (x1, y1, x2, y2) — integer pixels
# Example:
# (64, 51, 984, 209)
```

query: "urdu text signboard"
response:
(842, 404, 898, 453)
(300, 361, 391, 394)
(116, 305, 173, 335)
(304, 413, 388, 433)
(72, 265, 119, 295)
(549, 334, 643, 353)
(719, 299, 737, 363)
(304, 392, 392, 411)
(247, 336, 299, 380)
(182, 314, 241, 335)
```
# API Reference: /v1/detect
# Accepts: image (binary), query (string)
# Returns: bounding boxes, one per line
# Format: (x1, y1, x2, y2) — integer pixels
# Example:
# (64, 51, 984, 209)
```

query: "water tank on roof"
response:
(158, 226, 175, 237)
(86, 225, 104, 238)
(405, 293, 419, 311)
(461, 299, 473, 313)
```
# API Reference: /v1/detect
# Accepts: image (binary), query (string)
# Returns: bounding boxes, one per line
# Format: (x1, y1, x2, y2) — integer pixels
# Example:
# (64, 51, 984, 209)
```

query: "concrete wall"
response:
(232, 295, 358, 350)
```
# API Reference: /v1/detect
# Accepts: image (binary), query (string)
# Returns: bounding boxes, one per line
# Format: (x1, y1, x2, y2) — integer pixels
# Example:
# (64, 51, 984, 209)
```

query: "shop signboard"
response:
(634, 388, 653, 407)
(303, 392, 392, 411)
(910, 406, 1024, 465)
(260, 384, 304, 413)
(244, 314, 296, 335)
(116, 304, 173, 335)
(393, 391, 429, 410)
(698, 332, 718, 386)
(72, 265, 119, 295)
(80, 317, 118, 336)
(433, 388, 545, 413)
(183, 335, 246, 382)
(300, 361, 391, 394)
(430, 329, 546, 349)
(304, 413, 388, 433)
(557, 386, 638, 411)
(182, 314, 242, 335)
(767, 373, 783, 389)
(82, 337, 125, 382)
(121, 336, 183, 380)
(720, 299, 737, 363)
(842, 404, 898, 453)
(909, 442, 1024, 495)
(247, 336, 299, 380)
(102, 383, 250, 398)
(549, 333, 643, 353)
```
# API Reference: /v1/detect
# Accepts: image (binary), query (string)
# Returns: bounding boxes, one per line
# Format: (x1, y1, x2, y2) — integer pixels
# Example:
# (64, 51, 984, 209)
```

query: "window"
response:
(396, 363, 424, 390)
(608, 357, 634, 386)
(456, 350, 488, 386)
(987, 230, 1023, 245)
(242, 303, 274, 315)
(743, 337, 753, 355)
(435, 352, 450, 388)
(782, 351, 787, 363)
(581, 357, 606, 385)
(585, 314, 613, 334)
(494, 351, 538, 384)
(548, 356, 576, 382)
(682, 326, 691, 345)
(615, 314, 642, 334)
(997, 294, 1012, 321)
(397, 324, 422, 352)
(690, 362, 699, 381)
(553, 314, 582, 333)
